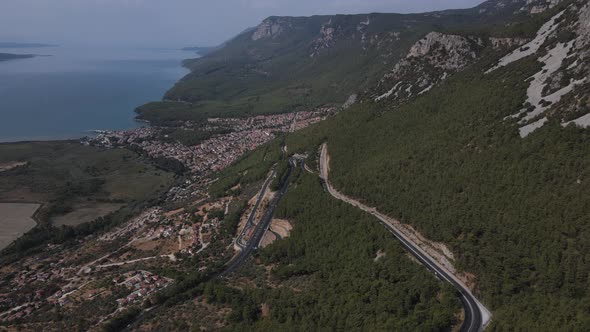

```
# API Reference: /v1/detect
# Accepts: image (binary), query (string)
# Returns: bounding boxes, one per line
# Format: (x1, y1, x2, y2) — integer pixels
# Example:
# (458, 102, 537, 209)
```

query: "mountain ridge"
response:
(137, 0, 564, 126)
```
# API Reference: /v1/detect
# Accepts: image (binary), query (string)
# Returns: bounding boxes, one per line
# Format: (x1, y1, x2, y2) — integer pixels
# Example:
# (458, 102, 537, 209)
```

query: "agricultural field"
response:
(53, 203, 125, 226)
(0, 203, 39, 250)
(0, 141, 175, 228)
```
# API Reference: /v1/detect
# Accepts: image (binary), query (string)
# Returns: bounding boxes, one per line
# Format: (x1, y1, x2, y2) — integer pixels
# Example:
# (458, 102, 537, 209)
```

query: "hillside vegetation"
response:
(7, 0, 582, 330)
(0, 142, 174, 258)
(137, 0, 549, 126)
(282, 59, 590, 330)
(151, 0, 590, 329)
(205, 170, 461, 330)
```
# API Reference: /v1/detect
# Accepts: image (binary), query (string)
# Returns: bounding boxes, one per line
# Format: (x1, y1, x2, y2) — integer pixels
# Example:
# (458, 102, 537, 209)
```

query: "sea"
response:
(0, 44, 194, 142)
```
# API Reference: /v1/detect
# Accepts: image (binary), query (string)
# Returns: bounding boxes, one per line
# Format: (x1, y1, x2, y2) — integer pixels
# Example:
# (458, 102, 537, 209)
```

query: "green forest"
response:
(274, 50, 590, 329)
(202, 169, 461, 331)
(164, 4, 590, 326)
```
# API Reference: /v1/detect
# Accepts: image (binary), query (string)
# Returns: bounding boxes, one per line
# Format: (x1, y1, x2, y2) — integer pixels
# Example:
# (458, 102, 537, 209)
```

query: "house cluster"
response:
(10, 266, 62, 289)
(114, 271, 172, 307)
(290, 107, 335, 131)
(208, 107, 336, 133)
(2, 260, 74, 308)
(99, 207, 163, 242)
(85, 108, 337, 178)
(208, 112, 296, 132)
(0, 244, 98, 321)
(83, 127, 157, 148)
(158, 209, 213, 255)
(47, 286, 76, 307)
(0, 303, 41, 322)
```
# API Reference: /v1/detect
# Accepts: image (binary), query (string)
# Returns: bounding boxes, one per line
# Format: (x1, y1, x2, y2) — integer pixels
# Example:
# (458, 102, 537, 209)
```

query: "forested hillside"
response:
(282, 60, 590, 330)
(272, 2, 590, 329)
(193, 170, 462, 331)
(173, 1, 590, 331)
(137, 0, 554, 126)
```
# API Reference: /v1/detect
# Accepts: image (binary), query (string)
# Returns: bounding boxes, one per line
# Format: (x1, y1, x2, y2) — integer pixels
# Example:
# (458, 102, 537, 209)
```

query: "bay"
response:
(0, 45, 194, 142)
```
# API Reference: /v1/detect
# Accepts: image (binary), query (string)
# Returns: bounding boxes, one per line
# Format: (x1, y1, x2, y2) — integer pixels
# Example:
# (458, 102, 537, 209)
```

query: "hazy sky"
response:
(1, 0, 484, 47)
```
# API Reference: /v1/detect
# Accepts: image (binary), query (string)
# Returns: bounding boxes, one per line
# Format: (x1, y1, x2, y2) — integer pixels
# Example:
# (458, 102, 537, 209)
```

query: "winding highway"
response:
(235, 167, 277, 249)
(319, 143, 490, 332)
(220, 158, 295, 277)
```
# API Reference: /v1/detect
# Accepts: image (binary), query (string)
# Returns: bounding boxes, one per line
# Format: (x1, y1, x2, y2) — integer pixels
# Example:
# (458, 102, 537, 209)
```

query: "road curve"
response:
(220, 158, 295, 277)
(319, 143, 490, 332)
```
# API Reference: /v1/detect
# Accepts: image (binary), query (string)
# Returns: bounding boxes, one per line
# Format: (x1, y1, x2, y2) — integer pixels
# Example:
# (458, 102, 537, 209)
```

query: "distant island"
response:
(0, 53, 35, 62)
(0, 42, 58, 48)
(181, 45, 220, 56)
(182, 27, 255, 56)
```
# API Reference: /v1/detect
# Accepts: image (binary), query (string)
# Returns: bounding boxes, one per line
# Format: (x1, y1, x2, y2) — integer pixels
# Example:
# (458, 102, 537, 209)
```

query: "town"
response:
(86, 108, 336, 175)
(0, 106, 338, 325)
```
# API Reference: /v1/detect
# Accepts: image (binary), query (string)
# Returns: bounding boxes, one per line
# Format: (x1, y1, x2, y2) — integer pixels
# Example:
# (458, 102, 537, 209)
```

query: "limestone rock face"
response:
(489, 37, 529, 49)
(575, 1, 590, 53)
(483, 0, 590, 136)
(252, 18, 291, 41)
(310, 20, 337, 57)
(373, 32, 482, 105)
(407, 32, 477, 70)
(475, 0, 563, 15)
(523, 0, 563, 14)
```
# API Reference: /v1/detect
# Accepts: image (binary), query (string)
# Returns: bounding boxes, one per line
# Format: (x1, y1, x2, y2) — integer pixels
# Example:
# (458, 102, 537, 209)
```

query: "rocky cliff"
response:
(486, 0, 590, 136)
(373, 32, 483, 104)
(476, 0, 564, 15)
(251, 17, 293, 41)
(166, 0, 578, 119)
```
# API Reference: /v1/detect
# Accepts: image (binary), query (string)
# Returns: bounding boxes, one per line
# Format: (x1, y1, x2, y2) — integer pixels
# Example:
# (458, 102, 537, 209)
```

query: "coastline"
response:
(0, 120, 150, 144)
(0, 46, 192, 145)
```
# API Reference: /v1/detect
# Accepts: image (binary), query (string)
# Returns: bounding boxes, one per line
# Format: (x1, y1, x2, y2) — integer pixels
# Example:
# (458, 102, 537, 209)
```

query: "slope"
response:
(132, 0, 590, 329)
(277, 2, 590, 329)
(137, 0, 555, 125)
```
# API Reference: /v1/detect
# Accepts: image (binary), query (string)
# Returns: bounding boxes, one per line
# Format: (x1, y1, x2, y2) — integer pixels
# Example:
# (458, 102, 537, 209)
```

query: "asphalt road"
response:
(235, 167, 277, 249)
(125, 160, 293, 329)
(378, 217, 481, 332)
(319, 143, 486, 332)
(220, 158, 295, 277)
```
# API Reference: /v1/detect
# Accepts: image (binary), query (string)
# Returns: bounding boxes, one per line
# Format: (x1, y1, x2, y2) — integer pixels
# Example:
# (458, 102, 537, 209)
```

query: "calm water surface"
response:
(0, 45, 194, 142)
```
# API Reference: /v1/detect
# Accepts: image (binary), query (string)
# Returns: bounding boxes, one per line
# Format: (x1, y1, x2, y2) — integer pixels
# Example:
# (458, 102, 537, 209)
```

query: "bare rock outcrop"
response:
(476, 0, 563, 15)
(407, 32, 478, 70)
(373, 32, 481, 104)
(574, 1, 590, 54)
(522, 0, 563, 14)
(310, 19, 337, 57)
(252, 17, 291, 41)
(309, 15, 401, 58)
(489, 37, 529, 49)
(485, 0, 590, 136)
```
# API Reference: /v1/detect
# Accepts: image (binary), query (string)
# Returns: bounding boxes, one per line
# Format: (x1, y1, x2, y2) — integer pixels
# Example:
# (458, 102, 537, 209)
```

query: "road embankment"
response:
(319, 143, 491, 332)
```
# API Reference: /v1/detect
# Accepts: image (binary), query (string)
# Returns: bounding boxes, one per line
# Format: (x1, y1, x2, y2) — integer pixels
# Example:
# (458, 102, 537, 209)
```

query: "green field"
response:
(0, 141, 174, 226)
